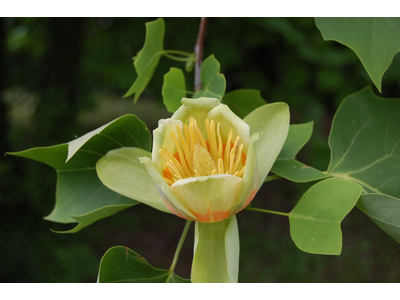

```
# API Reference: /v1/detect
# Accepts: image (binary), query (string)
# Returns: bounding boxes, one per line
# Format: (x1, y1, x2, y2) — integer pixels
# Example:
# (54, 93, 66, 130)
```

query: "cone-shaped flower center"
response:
(159, 117, 246, 185)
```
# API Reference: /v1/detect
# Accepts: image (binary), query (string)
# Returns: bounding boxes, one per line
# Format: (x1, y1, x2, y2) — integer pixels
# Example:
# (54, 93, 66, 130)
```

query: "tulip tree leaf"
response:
(277, 122, 314, 160)
(124, 18, 165, 102)
(272, 159, 329, 183)
(221, 89, 267, 119)
(289, 178, 363, 255)
(162, 67, 186, 113)
(9, 115, 151, 233)
(271, 122, 329, 183)
(53, 204, 137, 234)
(315, 17, 400, 92)
(357, 193, 400, 243)
(191, 216, 239, 283)
(98, 246, 190, 283)
(327, 86, 400, 199)
(193, 55, 226, 100)
(244, 102, 290, 189)
(96, 147, 171, 214)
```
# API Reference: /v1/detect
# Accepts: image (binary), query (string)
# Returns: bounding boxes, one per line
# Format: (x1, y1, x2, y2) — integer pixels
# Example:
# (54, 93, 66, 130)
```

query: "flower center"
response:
(159, 117, 246, 185)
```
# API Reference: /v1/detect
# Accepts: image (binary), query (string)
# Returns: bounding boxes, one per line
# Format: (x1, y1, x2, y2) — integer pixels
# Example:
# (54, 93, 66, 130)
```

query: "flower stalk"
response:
(168, 220, 192, 279)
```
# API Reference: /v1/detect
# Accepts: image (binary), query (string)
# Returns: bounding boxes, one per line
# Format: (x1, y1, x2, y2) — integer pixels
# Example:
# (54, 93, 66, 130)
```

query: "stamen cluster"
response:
(159, 117, 246, 185)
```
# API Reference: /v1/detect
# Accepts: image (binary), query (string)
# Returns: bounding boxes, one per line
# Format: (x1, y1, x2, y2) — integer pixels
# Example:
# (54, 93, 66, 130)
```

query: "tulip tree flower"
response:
(97, 97, 289, 283)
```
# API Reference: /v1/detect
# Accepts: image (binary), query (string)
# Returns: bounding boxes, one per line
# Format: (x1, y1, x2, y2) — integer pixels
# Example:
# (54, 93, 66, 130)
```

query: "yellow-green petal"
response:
(170, 175, 242, 223)
(152, 118, 184, 172)
(207, 103, 251, 149)
(140, 156, 198, 221)
(234, 133, 259, 213)
(172, 97, 221, 124)
(244, 102, 290, 189)
(96, 147, 170, 213)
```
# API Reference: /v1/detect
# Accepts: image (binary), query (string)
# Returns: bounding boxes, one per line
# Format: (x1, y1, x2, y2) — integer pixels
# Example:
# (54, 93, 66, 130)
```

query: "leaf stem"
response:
(244, 207, 289, 217)
(164, 50, 196, 57)
(194, 17, 208, 92)
(264, 174, 282, 183)
(169, 220, 192, 274)
(162, 53, 195, 62)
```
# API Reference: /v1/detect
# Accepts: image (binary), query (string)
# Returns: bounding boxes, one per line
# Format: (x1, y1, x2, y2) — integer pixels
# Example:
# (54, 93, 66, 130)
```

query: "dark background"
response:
(1, 17, 400, 283)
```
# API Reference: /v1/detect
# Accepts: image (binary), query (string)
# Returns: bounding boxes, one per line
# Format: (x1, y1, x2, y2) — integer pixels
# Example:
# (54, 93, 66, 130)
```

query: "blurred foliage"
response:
(1, 17, 400, 283)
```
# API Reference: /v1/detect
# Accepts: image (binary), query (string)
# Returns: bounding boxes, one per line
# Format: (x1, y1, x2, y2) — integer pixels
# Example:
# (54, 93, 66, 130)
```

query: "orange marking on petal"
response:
(163, 199, 197, 221)
(163, 167, 173, 180)
(191, 208, 231, 223)
(173, 152, 180, 162)
(241, 151, 247, 165)
(212, 210, 230, 222)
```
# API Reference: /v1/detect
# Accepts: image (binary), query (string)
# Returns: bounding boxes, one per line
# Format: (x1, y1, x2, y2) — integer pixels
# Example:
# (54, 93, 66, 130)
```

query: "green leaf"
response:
(96, 147, 171, 214)
(357, 193, 400, 243)
(277, 122, 314, 160)
(289, 178, 363, 255)
(98, 246, 190, 283)
(272, 159, 329, 183)
(193, 55, 226, 100)
(53, 204, 136, 234)
(9, 115, 151, 232)
(327, 86, 400, 198)
(162, 67, 186, 113)
(271, 122, 329, 182)
(221, 89, 267, 119)
(191, 216, 239, 283)
(124, 18, 165, 102)
(315, 17, 400, 92)
(244, 102, 290, 189)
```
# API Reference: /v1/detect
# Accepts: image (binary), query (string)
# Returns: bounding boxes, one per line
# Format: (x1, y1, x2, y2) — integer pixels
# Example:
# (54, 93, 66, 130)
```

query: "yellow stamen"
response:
(193, 118, 207, 149)
(218, 158, 224, 174)
(166, 162, 183, 179)
(163, 177, 175, 185)
(210, 120, 218, 161)
(217, 123, 223, 161)
(229, 136, 240, 174)
(233, 144, 243, 174)
(162, 147, 186, 179)
(189, 118, 197, 154)
(171, 131, 192, 177)
(159, 117, 247, 185)
(237, 166, 245, 177)
(176, 125, 193, 170)
(205, 119, 212, 152)
(224, 129, 234, 171)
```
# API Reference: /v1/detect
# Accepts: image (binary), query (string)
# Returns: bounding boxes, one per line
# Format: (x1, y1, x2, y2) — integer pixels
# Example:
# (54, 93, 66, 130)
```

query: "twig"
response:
(194, 17, 208, 92)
